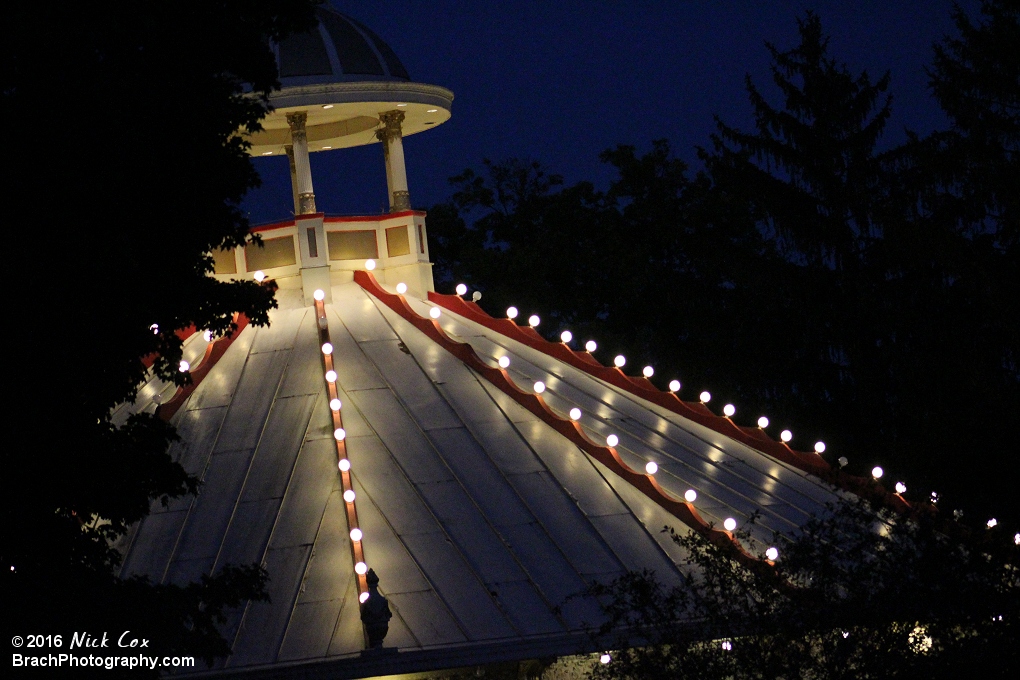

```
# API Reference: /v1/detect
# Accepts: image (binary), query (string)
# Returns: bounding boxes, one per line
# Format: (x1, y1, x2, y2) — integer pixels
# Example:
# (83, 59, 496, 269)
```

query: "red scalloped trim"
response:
(355, 271, 775, 570)
(426, 291, 912, 513)
(155, 313, 250, 422)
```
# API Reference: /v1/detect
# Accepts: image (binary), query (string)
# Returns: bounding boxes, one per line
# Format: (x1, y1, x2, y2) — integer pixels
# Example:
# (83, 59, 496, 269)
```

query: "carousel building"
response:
(115, 5, 879, 678)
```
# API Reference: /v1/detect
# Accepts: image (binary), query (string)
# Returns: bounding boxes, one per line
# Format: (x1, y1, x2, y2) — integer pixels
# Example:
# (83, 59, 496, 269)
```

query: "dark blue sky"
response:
(242, 0, 981, 224)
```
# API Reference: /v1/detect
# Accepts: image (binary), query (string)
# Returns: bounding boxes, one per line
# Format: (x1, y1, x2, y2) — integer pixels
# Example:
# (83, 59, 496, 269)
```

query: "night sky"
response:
(242, 0, 982, 224)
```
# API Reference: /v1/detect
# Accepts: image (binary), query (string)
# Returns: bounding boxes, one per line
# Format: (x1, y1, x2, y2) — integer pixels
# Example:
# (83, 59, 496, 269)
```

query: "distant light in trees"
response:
(599, 654, 611, 664)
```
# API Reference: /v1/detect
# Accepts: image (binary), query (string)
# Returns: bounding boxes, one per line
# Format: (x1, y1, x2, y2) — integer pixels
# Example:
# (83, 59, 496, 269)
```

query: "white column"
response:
(285, 144, 300, 215)
(377, 111, 410, 212)
(286, 112, 317, 214)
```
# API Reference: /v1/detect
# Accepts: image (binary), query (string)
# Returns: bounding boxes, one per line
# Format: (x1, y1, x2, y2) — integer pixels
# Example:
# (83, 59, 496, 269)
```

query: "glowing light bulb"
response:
(333, 427, 346, 441)
(313, 289, 325, 301)
(765, 547, 779, 561)
(321, 342, 333, 355)
(498, 356, 510, 368)
(350, 528, 363, 541)
(757, 416, 769, 429)
(178, 360, 190, 372)
(838, 456, 849, 468)
(344, 490, 356, 503)
(1014, 533, 1019, 545)
(721, 641, 732, 651)
(528, 314, 540, 327)
(568, 407, 582, 421)
(560, 330, 572, 343)
(354, 561, 367, 574)
(585, 340, 597, 352)
(600, 654, 611, 665)
(365, 259, 376, 271)
(780, 430, 792, 443)
(455, 283, 468, 296)
(534, 381, 546, 394)
(699, 391, 711, 403)
(614, 355, 626, 368)
(606, 434, 619, 447)
(871, 466, 884, 479)
(329, 398, 342, 412)
(669, 380, 681, 392)
(895, 482, 907, 494)
(149, 323, 159, 334)
(507, 306, 518, 320)
(724, 518, 737, 532)
(987, 518, 998, 528)
(338, 458, 350, 472)
(203, 330, 213, 342)
(429, 307, 441, 319)
(254, 270, 266, 282)
(642, 365, 654, 378)
(325, 370, 337, 383)
(930, 491, 939, 503)
(684, 489, 697, 503)
(396, 282, 407, 294)
(359, 592, 370, 603)
(814, 441, 826, 454)
(645, 461, 658, 475)
(723, 404, 735, 417)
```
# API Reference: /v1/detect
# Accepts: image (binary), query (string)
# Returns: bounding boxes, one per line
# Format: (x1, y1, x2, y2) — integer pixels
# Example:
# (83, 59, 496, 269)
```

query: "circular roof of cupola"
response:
(246, 4, 454, 157)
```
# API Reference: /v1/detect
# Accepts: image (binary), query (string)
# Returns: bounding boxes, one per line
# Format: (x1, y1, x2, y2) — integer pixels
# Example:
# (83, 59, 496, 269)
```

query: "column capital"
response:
(286, 111, 308, 131)
(377, 110, 406, 142)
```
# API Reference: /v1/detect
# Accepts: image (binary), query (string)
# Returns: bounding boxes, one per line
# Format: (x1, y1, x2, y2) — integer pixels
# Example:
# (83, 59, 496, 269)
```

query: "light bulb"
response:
(534, 381, 546, 394)
(507, 306, 518, 320)
(757, 416, 769, 429)
(780, 430, 792, 443)
(344, 490, 356, 503)
(338, 458, 351, 472)
(872, 466, 884, 479)
(455, 283, 467, 296)
(203, 330, 213, 342)
(614, 355, 626, 368)
(396, 282, 407, 294)
(178, 360, 190, 372)
(684, 489, 697, 503)
(313, 289, 325, 301)
(1014, 533, 1019, 545)
(321, 342, 333, 355)
(600, 654, 611, 665)
(498, 356, 510, 368)
(645, 461, 658, 475)
(560, 330, 572, 343)
(354, 561, 367, 574)
(585, 340, 597, 352)
(723, 404, 735, 417)
(568, 407, 582, 421)
(334, 427, 346, 441)
(699, 391, 711, 403)
(329, 398, 342, 411)
(254, 270, 266, 282)
(669, 380, 681, 392)
(987, 518, 998, 528)
(365, 259, 376, 271)
(765, 547, 779, 561)
(149, 323, 159, 334)
(325, 370, 337, 383)
(895, 482, 907, 494)
(528, 314, 540, 327)
(814, 441, 826, 454)
(350, 528, 363, 541)
(838, 456, 849, 468)
(642, 366, 654, 378)
(606, 434, 619, 447)
(724, 518, 737, 532)
(429, 307, 441, 319)
(359, 591, 370, 603)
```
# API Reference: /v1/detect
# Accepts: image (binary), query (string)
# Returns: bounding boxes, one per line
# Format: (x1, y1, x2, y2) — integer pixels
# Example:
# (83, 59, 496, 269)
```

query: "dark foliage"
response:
(585, 502, 1019, 679)
(2, 1, 318, 674)
(426, 5, 1019, 526)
